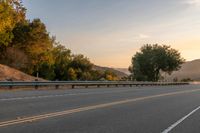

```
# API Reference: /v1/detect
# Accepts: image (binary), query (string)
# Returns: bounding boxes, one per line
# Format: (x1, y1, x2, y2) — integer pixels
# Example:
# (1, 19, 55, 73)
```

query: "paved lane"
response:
(0, 85, 200, 133)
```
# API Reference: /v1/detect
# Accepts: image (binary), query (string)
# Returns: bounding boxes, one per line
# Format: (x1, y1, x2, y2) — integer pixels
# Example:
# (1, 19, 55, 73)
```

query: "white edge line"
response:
(162, 105, 200, 133)
(0, 89, 139, 101)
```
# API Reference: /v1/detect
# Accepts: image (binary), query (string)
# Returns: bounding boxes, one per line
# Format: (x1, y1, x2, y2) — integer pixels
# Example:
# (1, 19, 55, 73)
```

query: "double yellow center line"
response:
(1, 89, 200, 128)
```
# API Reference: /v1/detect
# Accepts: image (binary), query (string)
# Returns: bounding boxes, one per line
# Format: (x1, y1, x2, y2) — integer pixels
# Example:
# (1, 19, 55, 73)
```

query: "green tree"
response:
(104, 70, 118, 81)
(52, 43, 72, 80)
(37, 61, 55, 80)
(0, 18, 55, 75)
(67, 68, 77, 80)
(13, 19, 54, 74)
(0, 0, 25, 47)
(69, 54, 93, 80)
(0, 0, 121, 81)
(90, 70, 103, 80)
(129, 44, 185, 81)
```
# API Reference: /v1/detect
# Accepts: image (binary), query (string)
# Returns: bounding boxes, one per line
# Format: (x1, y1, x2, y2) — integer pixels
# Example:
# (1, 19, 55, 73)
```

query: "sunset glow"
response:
(24, 0, 200, 68)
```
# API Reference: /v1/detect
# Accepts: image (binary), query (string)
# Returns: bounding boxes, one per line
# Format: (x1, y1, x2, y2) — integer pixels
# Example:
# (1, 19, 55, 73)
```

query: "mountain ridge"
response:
(93, 65, 128, 78)
(166, 59, 200, 81)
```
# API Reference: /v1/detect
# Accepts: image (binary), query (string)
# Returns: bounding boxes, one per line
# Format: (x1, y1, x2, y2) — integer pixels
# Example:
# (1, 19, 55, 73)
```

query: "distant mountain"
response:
(93, 65, 128, 78)
(166, 59, 200, 81)
(114, 68, 130, 75)
(95, 59, 200, 81)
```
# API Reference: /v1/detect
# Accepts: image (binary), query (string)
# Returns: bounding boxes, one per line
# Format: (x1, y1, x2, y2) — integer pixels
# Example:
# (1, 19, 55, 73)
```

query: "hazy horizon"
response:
(23, 0, 200, 68)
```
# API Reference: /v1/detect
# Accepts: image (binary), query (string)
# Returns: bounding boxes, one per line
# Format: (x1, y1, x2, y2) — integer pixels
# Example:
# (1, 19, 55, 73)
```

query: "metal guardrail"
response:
(0, 81, 189, 89)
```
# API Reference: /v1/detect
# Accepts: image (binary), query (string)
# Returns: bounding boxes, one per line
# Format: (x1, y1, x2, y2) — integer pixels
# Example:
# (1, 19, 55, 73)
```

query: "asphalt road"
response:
(0, 84, 200, 133)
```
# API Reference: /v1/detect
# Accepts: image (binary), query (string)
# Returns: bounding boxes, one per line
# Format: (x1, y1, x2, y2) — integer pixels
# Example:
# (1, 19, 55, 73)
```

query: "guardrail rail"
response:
(0, 81, 190, 90)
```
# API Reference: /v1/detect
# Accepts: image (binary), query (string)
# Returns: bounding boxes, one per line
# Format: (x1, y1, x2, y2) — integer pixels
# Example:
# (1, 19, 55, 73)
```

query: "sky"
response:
(23, 0, 200, 68)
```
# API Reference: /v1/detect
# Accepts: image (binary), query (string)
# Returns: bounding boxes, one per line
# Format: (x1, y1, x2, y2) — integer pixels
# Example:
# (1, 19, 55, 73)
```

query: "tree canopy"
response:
(129, 44, 185, 81)
(0, 0, 25, 47)
(0, 0, 120, 81)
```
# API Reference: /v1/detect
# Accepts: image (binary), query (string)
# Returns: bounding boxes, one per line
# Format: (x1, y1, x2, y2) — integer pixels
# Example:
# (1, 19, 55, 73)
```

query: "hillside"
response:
(0, 64, 127, 81)
(114, 68, 130, 75)
(166, 59, 200, 81)
(93, 65, 128, 78)
(0, 64, 42, 81)
(2, 59, 199, 81)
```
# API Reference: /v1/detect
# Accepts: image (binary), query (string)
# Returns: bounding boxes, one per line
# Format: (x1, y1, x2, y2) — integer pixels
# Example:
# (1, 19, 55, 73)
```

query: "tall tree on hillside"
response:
(52, 43, 72, 80)
(0, 18, 55, 75)
(24, 19, 54, 75)
(129, 44, 185, 81)
(0, 0, 25, 48)
(0, 0, 120, 81)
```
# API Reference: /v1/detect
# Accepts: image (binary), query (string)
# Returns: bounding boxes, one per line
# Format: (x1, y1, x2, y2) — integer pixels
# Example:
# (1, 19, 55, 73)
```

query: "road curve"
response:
(0, 85, 200, 133)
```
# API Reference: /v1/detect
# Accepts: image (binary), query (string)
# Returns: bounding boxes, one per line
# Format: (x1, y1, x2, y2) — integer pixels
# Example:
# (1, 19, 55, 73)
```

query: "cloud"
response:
(117, 33, 150, 43)
(139, 34, 150, 39)
(184, 0, 200, 6)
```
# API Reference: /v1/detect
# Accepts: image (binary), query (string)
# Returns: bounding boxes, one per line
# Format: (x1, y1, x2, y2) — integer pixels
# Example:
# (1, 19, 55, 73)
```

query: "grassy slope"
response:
(0, 64, 42, 81)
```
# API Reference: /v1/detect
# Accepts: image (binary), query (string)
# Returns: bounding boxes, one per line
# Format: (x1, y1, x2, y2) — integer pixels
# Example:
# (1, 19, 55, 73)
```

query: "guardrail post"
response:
(55, 85, 59, 89)
(35, 79, 38, 89)
(8, 79, 13, 90)
(72, 85, 75, 89)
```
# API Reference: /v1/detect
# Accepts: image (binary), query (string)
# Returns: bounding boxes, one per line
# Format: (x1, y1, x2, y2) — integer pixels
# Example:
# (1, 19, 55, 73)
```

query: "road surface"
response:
(0, 84, 200, 133)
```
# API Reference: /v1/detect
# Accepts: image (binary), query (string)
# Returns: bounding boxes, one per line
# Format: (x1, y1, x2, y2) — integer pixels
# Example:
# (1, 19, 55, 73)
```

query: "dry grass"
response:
(0, 64, 44, 81)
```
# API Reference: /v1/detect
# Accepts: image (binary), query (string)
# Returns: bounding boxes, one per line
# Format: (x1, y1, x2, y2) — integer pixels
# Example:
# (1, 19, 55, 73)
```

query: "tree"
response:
(69, 54, 93, 80)
(52, 43, 72, 80)
(37, 61, 55, 80)
(0, 0, 121, 81)
(0, 47, 28, 70)
(104, 70, 118, 81)
(67, 68, 77, 80)
(12, 19, 54, 74)
(129, 44, 185, 81)
(90, 70, 103, 80)
(0, 0, 25, 47)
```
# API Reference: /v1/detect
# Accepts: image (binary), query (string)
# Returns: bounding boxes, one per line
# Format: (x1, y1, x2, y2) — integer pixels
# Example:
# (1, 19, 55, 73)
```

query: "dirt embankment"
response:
(0, 64, 43, 81)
